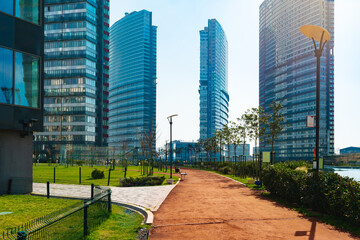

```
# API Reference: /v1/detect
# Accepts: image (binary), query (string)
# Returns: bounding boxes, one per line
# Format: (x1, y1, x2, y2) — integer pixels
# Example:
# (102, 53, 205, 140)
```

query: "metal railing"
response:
(1, 186, 111, 240)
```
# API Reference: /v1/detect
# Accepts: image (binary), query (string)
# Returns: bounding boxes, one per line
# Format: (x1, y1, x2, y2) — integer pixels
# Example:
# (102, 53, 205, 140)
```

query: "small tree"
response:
(215, 129, 226, 163)
(230, 121, 242, 164)
(207, 136, 219, 166)
(243, 107, 268, 161)
(220, 124, 232, 163)
(267, 101, 285, 160)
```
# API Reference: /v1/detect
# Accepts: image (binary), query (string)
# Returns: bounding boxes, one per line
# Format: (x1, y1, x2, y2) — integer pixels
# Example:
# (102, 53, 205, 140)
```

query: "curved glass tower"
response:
(259, 0, 335, 160)
(199, 19, 229, 140)
(109, 10, 157, 152)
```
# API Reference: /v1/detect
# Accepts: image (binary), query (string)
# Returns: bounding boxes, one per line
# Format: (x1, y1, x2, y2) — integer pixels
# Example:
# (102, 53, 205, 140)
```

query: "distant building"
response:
(0, 0, 44, 194)
(109, 10, 157, 155)
(259, 0, 334, 161)
(340, 147, 360, 155)
(227, 144, 251, 159)
(35, 0, 110, 161)
(199, 19, 229, 140)
(172, 141, 196, 162)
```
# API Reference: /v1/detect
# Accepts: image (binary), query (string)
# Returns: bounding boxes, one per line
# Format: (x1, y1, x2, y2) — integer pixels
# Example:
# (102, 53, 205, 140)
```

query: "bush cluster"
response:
(262, 162, 360, 224)
(91, 168, 105, 179)
(119, 176, 165, 187)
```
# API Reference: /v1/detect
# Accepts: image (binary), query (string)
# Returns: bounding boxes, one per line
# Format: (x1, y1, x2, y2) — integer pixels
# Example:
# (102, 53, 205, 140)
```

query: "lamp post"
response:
(167, 114, 178, 178)
(300, 25, 331, 171)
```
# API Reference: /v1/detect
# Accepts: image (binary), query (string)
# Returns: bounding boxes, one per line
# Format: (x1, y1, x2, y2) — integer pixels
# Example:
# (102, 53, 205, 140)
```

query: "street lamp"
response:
(300, 25, 331, 171)
(167, 114, 178, 178)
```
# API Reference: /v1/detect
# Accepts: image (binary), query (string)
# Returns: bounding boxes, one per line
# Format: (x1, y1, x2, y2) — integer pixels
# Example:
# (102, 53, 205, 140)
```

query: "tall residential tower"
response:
(199, 19, 229, 141)
(35, 0, 110, 160)
(109, 10, 157, 155)
(259, 0, 334, 160)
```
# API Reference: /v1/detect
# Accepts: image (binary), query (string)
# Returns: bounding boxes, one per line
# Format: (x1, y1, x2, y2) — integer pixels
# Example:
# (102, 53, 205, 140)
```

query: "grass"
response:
(0, 195, 81, 232)
(33, 164, 179, 187)
(209, 170, 265, 190)
(86, 205, 147, 240)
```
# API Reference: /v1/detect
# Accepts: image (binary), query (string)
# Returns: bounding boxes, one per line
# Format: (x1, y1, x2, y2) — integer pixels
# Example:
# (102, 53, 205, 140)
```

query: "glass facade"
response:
(259, 0, 335, 161)
(0, 47, 40, 108)
(0, 47, 13, 104)
(0, 0, 40, 24)
(199, 19, 229, 141)
(109, 10, 157, 152)
(35, 0, 109, 160)
(0, 0, 43, 132)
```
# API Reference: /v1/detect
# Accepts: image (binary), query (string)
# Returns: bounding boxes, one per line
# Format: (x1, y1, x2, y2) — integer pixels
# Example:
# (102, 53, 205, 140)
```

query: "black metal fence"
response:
(1, 186, 111, 240)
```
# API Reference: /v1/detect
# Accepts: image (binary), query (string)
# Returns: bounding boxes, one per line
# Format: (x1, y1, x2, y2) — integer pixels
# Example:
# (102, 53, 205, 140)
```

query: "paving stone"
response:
(32, 183, 177, 211)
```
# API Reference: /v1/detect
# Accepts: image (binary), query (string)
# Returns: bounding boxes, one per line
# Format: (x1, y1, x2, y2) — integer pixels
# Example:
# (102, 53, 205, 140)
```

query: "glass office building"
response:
(259, 0, 334, 161)
(34, 0, 110, 160)
(0, 0, 44, 194)
(109, 10, 157, 153)
(199, 19, 229, 140)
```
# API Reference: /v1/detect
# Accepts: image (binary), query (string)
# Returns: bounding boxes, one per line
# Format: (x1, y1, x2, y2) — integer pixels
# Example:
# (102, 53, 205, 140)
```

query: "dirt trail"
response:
(150, 169, 358, 240)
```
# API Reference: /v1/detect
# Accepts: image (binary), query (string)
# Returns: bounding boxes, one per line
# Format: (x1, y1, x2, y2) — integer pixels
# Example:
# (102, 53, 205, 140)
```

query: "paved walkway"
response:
(150, 169, 359, 240)
(32, 182, 176, 212)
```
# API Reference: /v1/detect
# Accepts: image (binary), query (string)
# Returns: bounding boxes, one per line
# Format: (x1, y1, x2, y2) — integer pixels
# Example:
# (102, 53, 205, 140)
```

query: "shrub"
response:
(76, 160, 85, 166)
(219, 166, 231, 175)
(119, 176, 165, 187)
(262, 161, 360, 224)
(91, 169, 105, 179)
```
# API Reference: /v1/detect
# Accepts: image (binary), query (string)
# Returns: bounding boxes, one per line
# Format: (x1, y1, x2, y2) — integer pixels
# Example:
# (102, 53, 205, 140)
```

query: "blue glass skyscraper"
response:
(109, 10, 157, 153)
(199, 19, 229, 140)
(259, 0, 334, 161)
(34, 0, 110, 160)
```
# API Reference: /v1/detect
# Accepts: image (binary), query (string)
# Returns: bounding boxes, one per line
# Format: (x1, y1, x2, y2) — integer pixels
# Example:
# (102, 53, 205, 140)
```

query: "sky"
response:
(110, 0, 360, 153)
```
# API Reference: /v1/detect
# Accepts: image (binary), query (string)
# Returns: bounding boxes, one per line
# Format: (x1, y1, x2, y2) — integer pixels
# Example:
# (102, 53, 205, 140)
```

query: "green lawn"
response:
(0, 195, 81, 232)
(86, 205, 146, 240)
(33, 164, 179, 186)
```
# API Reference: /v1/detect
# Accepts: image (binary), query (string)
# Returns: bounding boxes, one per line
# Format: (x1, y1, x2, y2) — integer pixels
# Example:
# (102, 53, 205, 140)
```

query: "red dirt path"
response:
(150, 169, 359, 240)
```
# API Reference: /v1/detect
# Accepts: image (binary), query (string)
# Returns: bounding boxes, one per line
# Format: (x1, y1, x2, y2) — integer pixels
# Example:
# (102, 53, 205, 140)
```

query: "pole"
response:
(170, 118, 173, 179)
(315, 51, 320, 172)
(79, 167, 81, 184)
(91, 183, 94, 200)
(47, 181, 50, 199)
(53, 167, 56, 183)
(108, 168, 111, 186)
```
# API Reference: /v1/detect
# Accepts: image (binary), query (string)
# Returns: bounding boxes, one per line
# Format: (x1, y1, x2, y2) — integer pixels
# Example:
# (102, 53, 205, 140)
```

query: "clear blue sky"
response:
(110, 0, 360, 153)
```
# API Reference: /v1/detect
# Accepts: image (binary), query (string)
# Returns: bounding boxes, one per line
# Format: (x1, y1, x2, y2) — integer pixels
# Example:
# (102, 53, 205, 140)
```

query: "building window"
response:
(0, 47, 13, 104)
(0, 1, 14, 15)
(14, 51, 39, 108)
(15, 0, 39, 24)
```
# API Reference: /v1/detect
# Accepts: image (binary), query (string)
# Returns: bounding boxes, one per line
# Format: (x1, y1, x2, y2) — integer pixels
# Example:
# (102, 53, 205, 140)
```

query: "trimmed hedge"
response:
(119, 176, 165, 187)
(91, 168, 105, 179)
(262, 162, 360, 223)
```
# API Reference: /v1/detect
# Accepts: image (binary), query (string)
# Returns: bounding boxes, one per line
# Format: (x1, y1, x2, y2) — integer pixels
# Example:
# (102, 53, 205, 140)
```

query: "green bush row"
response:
(119, 176, 166, 187)
(262, 162, 360, 224)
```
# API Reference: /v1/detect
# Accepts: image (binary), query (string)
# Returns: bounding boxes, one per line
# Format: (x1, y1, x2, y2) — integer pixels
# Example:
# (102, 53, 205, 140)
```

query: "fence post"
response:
(47, 181, 50, 199)
(53, 167, 56, 183)
(79, 167, 81, 184)
(108, 190, 111, 213)
(107, 169, 111, 186)
(17, 231, 27, 240)
(91, 184, 94, 200)
(7, 179, 12, 194)
(83, 203, 88, 236)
